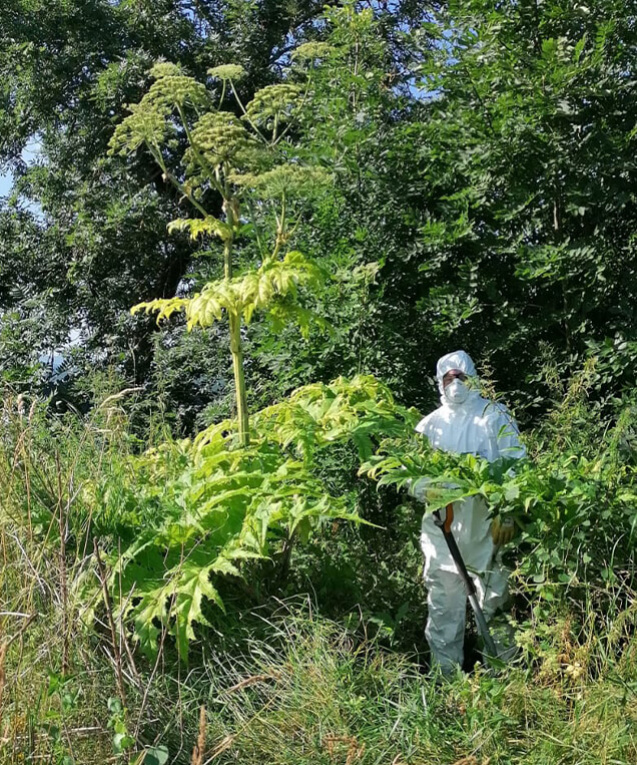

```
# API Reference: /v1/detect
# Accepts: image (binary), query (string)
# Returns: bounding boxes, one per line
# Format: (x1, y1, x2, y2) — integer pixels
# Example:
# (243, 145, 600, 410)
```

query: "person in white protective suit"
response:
(412, 350, 525, 673)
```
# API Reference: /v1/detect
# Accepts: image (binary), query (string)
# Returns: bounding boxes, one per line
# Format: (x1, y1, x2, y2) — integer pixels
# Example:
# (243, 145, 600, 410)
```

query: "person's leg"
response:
(476, 558, 509, 620)
(473, 559, 516, 662)
(424, 568, 467, 673)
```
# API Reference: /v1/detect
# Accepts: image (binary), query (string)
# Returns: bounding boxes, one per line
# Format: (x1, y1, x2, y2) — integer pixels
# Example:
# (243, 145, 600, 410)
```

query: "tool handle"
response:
(433, 504, 498, 658)
(434, 505, 478, 598)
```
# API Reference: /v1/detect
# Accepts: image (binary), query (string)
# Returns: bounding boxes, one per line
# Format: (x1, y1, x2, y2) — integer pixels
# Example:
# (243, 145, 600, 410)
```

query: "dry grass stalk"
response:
(93, 539, 127, 709)
(56, 451, 70, 675)
(346, 741, 365, 765)
(191, 705, 207, 765)
(0, 641, 6, 708)
(206, 733, 235, 762)
(0, 611, 37, 713)
(323, 734, 365, 763)
(224, 673, 277, 694)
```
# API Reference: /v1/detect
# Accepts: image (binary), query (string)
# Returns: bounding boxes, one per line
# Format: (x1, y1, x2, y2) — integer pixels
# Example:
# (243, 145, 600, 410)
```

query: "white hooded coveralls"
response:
(415, 351, 525, 671)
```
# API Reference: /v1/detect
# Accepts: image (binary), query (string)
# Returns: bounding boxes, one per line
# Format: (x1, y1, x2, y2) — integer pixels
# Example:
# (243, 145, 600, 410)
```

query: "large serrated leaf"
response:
(171, 560, 224, 662)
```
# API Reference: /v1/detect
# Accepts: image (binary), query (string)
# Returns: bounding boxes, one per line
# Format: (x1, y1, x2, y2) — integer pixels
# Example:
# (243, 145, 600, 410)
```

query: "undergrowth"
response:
(1, 361, 637, 764)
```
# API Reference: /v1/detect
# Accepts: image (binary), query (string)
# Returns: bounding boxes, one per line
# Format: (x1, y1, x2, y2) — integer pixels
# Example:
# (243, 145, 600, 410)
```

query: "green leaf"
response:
(107, 697, 123, 715)
(504, 484, 520, 502)
(172, 560, 224, 662)
(142, 746, 170, 765)
(113, 732, 135, 753)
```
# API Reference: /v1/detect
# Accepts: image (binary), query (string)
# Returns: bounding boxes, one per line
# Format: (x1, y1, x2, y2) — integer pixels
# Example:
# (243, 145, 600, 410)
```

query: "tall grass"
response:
(0, 393, 120, 762)
(179, 598, 637, 765)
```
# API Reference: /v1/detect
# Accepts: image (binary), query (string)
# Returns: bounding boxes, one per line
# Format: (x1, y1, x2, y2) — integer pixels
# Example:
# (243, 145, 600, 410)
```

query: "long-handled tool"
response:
(433, 503, 498, 661)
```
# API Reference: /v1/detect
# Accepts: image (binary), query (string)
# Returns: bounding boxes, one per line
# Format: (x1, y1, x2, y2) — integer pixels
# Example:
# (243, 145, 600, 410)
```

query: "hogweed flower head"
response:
(245, 83, 303, 127)
(208, 64, 247, 82)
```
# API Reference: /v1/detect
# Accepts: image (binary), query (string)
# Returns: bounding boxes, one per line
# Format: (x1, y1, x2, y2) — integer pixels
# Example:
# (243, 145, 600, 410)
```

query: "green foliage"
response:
(254, 374, 420, 461)
(133, 251, 325, 329)
(3, 364, 637, 761)
(96, 375, 416, 661)
(8, 0, 637, 421)
(109, 48, 339, 443)
(409, 0, 637, 400)
(0, 0, 333, 389)
(149, 607, 637, 765)
(6, 1, 637, 758)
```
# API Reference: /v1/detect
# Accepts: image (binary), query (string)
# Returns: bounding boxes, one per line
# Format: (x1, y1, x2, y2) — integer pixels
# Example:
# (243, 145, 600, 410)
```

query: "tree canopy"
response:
(1, 0, 636, 423)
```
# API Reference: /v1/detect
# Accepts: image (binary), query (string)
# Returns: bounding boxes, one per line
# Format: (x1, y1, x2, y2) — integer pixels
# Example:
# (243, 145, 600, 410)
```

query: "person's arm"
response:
(490, 403, 526, 461)
(489, 404, 525, 545)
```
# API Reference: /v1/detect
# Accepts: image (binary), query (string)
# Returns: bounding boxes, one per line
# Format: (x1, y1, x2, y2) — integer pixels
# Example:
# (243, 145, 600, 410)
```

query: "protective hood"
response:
(436, 350, 480, 407)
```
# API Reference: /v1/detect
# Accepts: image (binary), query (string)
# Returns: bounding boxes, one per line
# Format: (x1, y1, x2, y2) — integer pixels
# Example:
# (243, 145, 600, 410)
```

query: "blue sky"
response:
(0, 172, 12, 196)
(0, 138, 42, 198)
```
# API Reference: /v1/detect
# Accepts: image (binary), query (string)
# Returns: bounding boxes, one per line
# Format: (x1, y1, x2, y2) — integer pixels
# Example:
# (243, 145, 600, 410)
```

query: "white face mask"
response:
(444, 378, 470, 405)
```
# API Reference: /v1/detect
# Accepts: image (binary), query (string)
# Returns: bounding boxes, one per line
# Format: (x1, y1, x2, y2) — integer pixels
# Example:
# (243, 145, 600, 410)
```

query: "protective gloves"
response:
(491, 516, 515, 545)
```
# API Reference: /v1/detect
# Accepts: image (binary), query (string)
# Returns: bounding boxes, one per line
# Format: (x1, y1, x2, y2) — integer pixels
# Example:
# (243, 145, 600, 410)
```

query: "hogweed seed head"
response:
(185, 111, 254, 169)
(231, 165, 333, 200)
(245, 84, 303, 127)
(207, 64, 247, 82)
(292, 42, 336, 61)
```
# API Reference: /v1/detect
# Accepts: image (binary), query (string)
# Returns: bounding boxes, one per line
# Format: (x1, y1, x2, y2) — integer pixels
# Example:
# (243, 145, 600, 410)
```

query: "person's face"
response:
(442, 369, 467, 389)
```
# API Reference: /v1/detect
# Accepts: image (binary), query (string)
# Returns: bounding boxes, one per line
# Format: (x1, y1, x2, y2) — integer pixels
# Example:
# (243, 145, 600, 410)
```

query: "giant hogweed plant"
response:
(92, 376, 419, 660)
(99, 9, 400, 661)
(109, 59, 332, 446)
